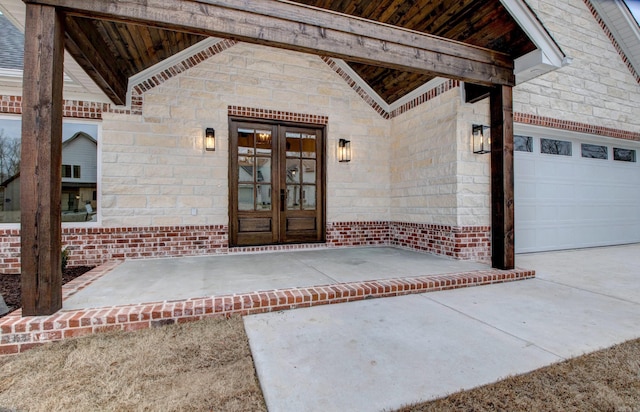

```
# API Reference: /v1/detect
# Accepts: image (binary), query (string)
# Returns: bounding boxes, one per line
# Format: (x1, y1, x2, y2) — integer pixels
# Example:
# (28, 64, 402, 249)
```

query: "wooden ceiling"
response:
(59, 0, 536, 106)
(292, 0, 536, 103)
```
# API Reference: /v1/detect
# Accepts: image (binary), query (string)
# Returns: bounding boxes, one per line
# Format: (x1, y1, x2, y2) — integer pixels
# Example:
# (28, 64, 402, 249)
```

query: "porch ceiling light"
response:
(205, 128, 215, 151)
(338, 138, 351, 162)
(472, 124, 490, 154)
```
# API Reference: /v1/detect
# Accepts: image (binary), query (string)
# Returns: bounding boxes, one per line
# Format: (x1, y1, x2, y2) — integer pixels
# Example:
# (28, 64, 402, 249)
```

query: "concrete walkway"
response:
(244, 243, 640, 412)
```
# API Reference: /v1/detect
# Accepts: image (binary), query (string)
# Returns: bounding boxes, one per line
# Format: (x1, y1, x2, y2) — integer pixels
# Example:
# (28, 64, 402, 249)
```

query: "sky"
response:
(0, 118, 98, 141)
(626, 0, 640, 25)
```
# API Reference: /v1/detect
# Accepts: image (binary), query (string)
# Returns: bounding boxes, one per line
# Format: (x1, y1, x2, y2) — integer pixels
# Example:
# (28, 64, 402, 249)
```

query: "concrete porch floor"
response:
(0, 246, 534, 354)
(63, 247, 491, 310)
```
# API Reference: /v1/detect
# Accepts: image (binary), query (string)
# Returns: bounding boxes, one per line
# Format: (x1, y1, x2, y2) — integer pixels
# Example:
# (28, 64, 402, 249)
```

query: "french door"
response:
(229, 119, 325, 246)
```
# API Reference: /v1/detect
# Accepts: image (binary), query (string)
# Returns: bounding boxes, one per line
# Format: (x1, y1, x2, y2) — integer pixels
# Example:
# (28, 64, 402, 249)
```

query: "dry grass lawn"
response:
(397, 338, 640, 412)
(1, 314, 639, 412)
(0, 316, 266, 412)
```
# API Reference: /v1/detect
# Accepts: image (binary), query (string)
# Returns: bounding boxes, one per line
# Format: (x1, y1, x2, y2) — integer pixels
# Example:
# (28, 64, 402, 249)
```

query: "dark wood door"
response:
(229, 120, 325, 247)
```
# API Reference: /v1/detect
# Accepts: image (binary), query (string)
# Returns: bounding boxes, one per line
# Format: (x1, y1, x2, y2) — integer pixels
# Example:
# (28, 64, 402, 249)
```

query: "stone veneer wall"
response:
(3, 0, 640, 275)
(514, 0, 640, 131)
(100, 42, 391, 227)
(389, 86, 461, 226)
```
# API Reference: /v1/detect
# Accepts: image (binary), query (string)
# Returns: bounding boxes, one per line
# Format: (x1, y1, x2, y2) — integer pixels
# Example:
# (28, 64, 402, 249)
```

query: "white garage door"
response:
(514, 127, 640, 253)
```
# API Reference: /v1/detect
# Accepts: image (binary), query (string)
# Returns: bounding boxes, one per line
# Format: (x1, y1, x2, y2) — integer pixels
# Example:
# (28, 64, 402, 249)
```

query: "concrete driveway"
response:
(244, 244, 640, 412)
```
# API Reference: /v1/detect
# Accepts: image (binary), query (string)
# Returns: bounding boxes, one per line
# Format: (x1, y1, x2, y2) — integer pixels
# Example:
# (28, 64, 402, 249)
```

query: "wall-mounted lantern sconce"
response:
(205, 128, 215, 151)
(472, 124, 490, 154)
(338, 139, 351, 162)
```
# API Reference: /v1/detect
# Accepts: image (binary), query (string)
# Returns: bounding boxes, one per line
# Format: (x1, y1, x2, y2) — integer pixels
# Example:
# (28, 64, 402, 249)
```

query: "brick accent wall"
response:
(391, 222, 491, 262)
(0, 226, 228, 274)
(0, 222, 493, 274)
(326, 221, 391, 247)
(0, 229, 20, 274)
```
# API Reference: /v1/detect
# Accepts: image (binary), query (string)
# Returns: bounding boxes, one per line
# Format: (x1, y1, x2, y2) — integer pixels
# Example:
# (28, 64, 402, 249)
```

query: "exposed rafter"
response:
(25, 0, 515, 105)
(64, 16, 129, 105)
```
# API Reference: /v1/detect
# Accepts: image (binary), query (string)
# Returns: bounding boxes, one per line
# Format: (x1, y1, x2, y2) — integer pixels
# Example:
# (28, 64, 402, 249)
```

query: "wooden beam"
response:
(25, 0, 515, 87)
(64, 16, 129, 105)
(20, 3, 65, 316)
(490, 84, 515, 270)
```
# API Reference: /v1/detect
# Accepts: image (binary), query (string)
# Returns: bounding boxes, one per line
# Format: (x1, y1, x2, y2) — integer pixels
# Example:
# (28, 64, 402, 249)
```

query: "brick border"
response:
(0, 222, 490, 274)
(320, 57, 461, 119)
(1, 95, 111, 119)
(582, 0, 640, 85)
(228, 105, 329, 125)
(0, 261, 535, 355)
(321, 57, 390, 119)
(131, 39, 237, 96)
(514, 112, 640, 142)
(389, 79, 460, 118)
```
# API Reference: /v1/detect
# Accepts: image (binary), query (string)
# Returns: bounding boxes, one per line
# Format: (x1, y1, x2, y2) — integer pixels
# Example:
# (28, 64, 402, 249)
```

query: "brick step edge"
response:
(0, 268, 534, 355)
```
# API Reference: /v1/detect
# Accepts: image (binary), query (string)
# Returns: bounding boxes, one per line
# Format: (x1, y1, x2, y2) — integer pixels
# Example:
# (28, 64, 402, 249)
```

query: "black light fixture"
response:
(205, 128, 215, 151)
(472, 124, 490, 154)
(338, 138, 351, 162)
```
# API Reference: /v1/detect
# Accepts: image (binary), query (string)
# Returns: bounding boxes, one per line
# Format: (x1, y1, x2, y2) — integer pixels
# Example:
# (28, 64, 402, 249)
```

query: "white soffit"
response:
(589, 0, 640, 77)
(501, 0, 568, 84)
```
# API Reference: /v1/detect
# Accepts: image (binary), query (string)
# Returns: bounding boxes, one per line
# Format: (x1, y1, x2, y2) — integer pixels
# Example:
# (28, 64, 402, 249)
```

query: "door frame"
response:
(228, 116, 327, 247)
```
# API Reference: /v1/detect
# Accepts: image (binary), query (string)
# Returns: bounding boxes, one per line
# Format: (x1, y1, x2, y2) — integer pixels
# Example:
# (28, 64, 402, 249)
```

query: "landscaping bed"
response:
(0, 266, 93, 317)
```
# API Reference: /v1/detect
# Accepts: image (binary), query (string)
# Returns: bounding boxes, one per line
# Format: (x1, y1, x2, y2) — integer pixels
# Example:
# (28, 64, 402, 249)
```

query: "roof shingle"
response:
(0, 13, 24, 70)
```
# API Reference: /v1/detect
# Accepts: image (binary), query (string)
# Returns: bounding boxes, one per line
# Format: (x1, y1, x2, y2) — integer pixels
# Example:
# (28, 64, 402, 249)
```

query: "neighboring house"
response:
(60, 132, 98, 213)
(0, 173, 18, 221)
(0, 131, 97, 221)
(0, 0, 638, 276)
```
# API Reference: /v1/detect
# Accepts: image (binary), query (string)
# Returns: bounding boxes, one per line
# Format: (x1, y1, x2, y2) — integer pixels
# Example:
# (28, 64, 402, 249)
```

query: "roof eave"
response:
(501, 0, 568, 84)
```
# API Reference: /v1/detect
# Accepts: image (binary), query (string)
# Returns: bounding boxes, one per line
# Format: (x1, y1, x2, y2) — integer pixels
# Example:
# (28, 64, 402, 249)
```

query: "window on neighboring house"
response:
(62, 164, 72, 178)
(613, 148, 636, 162)
(541, 138, 572, 156)
(581, 144, 608, 159)
(514, 135, 533, 152)
(0, 116, 99, 224)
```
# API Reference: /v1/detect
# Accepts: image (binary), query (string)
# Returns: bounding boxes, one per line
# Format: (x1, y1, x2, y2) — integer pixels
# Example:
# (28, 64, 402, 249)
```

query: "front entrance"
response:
(229, 119, 325, 246)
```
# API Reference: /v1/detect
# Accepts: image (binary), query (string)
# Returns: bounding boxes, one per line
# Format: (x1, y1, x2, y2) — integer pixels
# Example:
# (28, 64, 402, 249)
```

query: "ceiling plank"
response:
(64, 16, 128, 105)
(25, 0, 515, 87)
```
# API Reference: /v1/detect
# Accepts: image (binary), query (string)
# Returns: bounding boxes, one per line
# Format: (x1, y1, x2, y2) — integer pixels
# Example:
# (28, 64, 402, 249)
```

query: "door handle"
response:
(280, 189, 285, 212)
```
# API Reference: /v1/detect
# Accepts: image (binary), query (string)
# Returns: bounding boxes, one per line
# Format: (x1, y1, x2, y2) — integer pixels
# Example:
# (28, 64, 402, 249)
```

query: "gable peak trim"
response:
(127, 38, 238, 105)
(583, 0, 640, 84)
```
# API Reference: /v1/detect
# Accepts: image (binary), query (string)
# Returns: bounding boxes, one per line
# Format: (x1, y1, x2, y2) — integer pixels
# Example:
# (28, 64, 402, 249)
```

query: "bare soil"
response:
(0, 267, 93, 317)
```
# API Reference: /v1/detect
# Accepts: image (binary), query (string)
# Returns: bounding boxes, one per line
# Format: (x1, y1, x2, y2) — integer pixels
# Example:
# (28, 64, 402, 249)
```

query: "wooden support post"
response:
(20, 4, 65, 316)
(490, 85, 515, 270)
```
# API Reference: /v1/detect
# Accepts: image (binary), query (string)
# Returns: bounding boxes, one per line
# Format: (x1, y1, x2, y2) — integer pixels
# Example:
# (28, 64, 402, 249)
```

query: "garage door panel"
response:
(536, 182, 575, 200)
(515, 135, 640, 253)
(515, 157, 536, 177)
